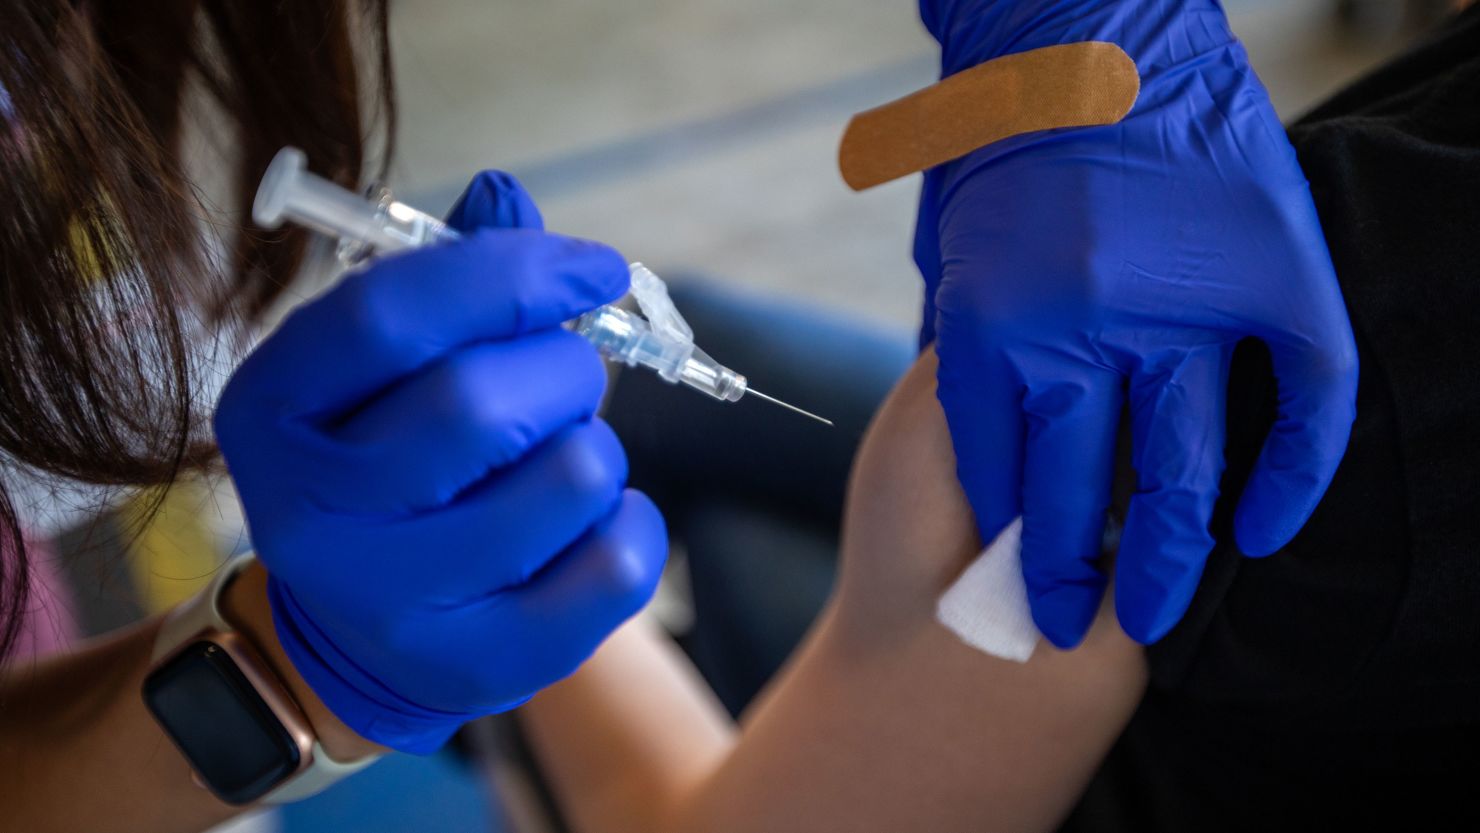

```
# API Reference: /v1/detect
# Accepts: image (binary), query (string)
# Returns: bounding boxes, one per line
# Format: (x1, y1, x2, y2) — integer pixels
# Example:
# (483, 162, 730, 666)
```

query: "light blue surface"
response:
(280, 750, 499, 833)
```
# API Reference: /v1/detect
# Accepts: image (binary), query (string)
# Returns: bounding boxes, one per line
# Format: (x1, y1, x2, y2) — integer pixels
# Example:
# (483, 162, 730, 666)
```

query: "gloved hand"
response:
(915, 0, 1359, 647)
(215, 171, 667, 754)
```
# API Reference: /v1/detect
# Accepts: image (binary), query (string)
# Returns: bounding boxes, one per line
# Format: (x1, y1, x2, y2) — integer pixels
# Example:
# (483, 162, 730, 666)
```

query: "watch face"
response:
(143, 641, 302, 805)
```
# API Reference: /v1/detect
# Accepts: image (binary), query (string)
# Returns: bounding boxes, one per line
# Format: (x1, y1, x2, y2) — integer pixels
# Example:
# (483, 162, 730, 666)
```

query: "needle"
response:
(746, 388, 834, 427)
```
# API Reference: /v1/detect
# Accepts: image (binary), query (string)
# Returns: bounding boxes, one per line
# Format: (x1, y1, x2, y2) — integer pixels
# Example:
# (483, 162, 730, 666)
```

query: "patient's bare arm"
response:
(520, 351, 1148, 833)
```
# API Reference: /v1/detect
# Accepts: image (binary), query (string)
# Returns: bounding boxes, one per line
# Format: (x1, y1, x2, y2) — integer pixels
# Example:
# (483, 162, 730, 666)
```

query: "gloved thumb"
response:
(446, 170, 545, 233)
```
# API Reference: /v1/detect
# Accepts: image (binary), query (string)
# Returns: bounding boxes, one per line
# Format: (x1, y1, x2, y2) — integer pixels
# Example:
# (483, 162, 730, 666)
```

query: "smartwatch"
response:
(143, 555, 378, 805)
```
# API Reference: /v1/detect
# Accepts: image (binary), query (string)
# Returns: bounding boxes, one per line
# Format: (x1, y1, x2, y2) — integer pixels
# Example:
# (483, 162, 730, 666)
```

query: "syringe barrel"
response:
(574, 307, 690, 384)
(573, 309, 745, 402)
(357, 197, 459, 255)
(254, 147, 455, 255)
(255, 147, 748, 402)
(678, 351, 747, 402)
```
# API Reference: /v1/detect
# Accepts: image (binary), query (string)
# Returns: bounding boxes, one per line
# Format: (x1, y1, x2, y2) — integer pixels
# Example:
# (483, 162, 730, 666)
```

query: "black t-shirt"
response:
(1067, 7, 1480, 831)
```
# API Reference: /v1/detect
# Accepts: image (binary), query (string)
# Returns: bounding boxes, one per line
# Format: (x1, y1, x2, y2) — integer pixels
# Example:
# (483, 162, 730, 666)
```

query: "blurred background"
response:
(20, 1, 1455, 832)
(389, 0, 1440, 333)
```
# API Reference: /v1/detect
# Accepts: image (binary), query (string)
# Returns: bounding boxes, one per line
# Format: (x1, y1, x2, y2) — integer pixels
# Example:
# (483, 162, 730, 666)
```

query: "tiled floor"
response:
(387, 0, 1423, 332)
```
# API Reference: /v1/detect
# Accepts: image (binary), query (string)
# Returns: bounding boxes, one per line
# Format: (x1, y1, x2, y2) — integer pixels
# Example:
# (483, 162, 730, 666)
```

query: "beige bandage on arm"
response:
(838, 42, 1139, 191)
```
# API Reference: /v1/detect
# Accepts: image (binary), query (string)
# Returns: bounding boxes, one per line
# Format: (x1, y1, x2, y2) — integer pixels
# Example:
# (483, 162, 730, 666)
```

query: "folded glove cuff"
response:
(267, 578, 526, 754)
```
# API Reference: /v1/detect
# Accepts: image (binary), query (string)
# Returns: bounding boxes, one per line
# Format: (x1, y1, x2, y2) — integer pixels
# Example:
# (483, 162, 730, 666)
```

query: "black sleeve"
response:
(1145, 3, 1480, 724)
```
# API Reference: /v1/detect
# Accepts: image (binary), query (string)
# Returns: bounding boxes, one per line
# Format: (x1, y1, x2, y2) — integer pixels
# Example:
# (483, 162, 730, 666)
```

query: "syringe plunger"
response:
(254, 147, 453, 256)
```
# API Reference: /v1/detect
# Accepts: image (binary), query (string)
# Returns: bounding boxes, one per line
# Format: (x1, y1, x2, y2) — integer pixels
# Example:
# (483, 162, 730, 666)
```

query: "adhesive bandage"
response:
(838, 42, 1139, 191)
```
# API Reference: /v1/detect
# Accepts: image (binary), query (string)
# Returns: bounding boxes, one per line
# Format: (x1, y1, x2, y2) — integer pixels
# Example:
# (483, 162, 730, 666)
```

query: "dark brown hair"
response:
(0, 0, 394, 660)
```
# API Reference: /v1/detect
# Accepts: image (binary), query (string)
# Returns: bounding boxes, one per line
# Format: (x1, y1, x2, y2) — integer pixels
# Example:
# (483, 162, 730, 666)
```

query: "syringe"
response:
(253, 147, 830, 426)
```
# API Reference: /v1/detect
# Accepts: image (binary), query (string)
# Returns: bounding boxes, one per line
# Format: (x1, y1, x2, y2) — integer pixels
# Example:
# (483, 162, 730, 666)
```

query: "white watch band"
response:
(152, 554, 380, 804)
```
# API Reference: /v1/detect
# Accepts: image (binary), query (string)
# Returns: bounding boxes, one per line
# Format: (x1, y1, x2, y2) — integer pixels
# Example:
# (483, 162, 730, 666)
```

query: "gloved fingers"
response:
(1114, 345, 1231, 644)
(1233, 327, 1358, 556)
(444, 170, 545, 233)
(378, 489, 665, 711)
(499, 489, 667, 683)
(364, 419, 629, 599)
(1018, 368, 1121, 649)
(220, 228, 628, 425)
(933, 347, 1025, 544)
(314, 328, 607, 515)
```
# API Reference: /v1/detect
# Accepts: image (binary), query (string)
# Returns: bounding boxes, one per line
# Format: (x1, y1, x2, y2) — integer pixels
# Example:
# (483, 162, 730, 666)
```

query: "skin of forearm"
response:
(0, 617, 235, 833)
(527, 606, 1143, 833)
(519, 352, 1148, 833)
(522, 617, 736, 833)
(0, 562, 381, 833)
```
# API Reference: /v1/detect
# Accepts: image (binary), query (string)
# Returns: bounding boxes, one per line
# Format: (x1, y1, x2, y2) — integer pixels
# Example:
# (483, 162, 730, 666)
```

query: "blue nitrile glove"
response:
(215, 172, 667, 754)
(915, 0, 1359, 647)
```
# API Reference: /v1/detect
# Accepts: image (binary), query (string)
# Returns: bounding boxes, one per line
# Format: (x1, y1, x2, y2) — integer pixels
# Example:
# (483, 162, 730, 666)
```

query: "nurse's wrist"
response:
(220, 562, 387, 763)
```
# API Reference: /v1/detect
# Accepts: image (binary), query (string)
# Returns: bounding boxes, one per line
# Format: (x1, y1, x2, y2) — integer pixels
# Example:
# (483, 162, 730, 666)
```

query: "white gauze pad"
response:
(935, 517, 1039, 663)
